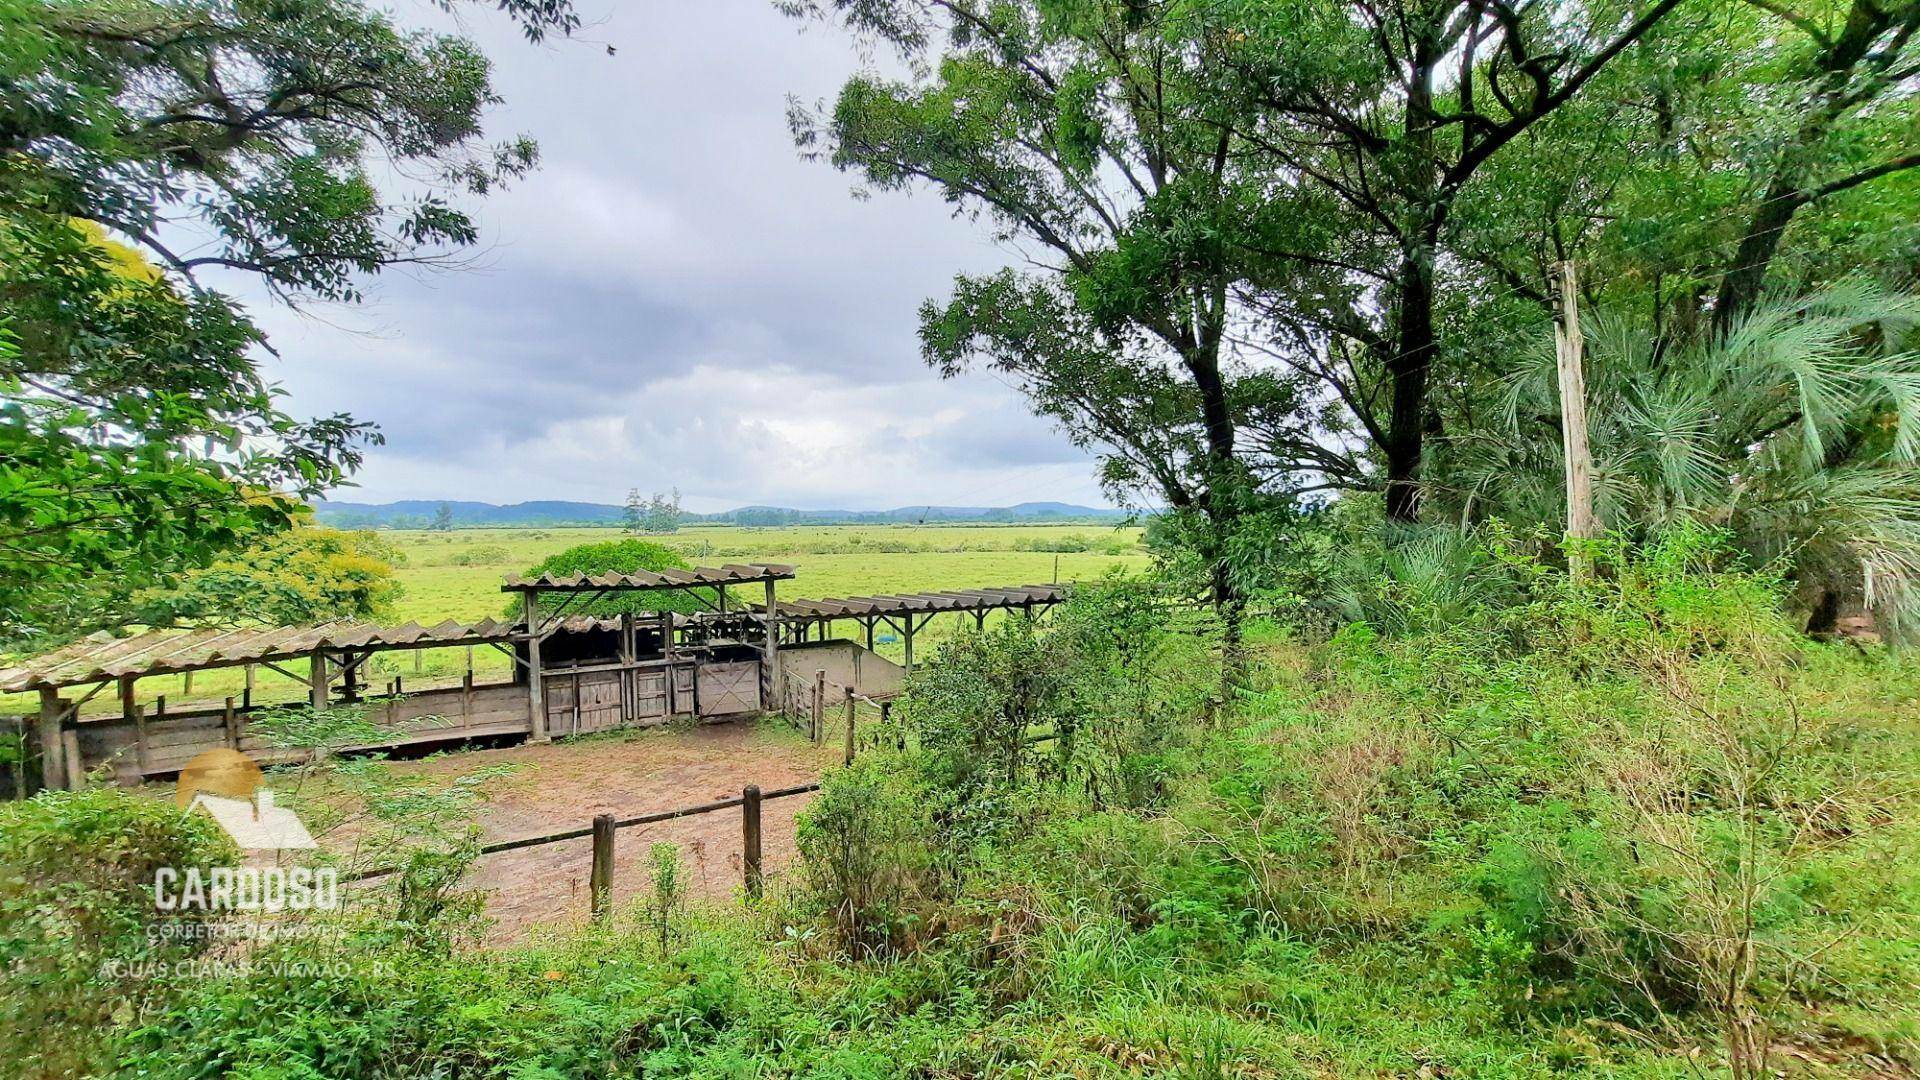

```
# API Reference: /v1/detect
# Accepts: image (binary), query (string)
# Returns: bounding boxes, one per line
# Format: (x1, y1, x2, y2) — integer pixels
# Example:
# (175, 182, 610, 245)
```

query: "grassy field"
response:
(16, 523, 1150, 718)
(390, 523, 1148, 622)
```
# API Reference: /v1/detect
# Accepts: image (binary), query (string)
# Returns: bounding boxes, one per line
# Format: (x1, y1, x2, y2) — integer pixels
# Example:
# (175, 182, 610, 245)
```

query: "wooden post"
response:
(863, 618, 874, 651)
(182, 670, 194, 695)
(7, 717, 23, 800)
(309, 651, 330, 710)
(844, 695, 857, 766)
(62, 728, 83, 789)
(811, 670, 826, 744)
(618, 612, 635, 723)
(741, 784, 763, 899)
(412, 647, 423, 674)
(119, 676, 136, 724)
(36, 688, 65, 792)
(903, 618, 916, 672)
(132, 703, 152, 775)
(762, 578, 781, 715)
(523, 590, 548, 743)
(462, 670, 474, 718)
(1555, 260, 1600, 581)
(590, 813, 615, 920)
(223, 697, 239, 750)
(243, 664, 255, 710)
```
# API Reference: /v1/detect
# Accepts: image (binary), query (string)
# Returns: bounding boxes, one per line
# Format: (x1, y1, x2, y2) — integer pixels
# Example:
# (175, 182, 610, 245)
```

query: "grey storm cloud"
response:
(232, 0, 1113, 512)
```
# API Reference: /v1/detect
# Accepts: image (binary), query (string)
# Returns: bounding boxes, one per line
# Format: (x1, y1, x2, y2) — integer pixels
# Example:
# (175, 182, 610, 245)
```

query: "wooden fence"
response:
(345, 781, 821, 910)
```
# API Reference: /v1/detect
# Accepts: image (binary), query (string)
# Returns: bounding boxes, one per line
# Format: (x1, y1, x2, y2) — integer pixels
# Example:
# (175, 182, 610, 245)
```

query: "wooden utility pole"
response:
(1554, 261, 1600, 580)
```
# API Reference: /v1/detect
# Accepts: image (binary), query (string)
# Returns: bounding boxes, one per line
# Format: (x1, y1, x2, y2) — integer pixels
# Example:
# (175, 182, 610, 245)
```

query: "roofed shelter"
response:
(1, 563, 1068, 794)
(502, 563, 794, 744)
(3, 564, 797, 793)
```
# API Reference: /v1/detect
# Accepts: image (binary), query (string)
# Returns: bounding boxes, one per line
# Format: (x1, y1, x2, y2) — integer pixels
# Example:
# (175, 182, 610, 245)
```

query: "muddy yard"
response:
(343, 719, 839, 943)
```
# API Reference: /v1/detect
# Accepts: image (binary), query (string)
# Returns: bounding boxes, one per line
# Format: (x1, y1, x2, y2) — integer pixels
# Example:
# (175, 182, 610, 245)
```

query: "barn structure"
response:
(1, 565, 1066, 793)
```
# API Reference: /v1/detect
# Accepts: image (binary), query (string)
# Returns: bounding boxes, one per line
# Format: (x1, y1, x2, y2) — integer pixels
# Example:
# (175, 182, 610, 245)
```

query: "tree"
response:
(430, 504, 455, 533)
(643, 489, 683, 534)
(1453, 280, 1920, 638)
(623, 488, 645, 534)
(0, 0, 577, 647)
(787, 0, 1689, 666)
(790, 0, 1282, 639)
(132, 526, 405, 628)
(507, 539, 716, 619)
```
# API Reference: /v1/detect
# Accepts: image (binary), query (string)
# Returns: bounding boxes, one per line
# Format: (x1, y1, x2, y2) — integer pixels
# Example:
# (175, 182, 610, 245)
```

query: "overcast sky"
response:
(231, 1, 1112, 514)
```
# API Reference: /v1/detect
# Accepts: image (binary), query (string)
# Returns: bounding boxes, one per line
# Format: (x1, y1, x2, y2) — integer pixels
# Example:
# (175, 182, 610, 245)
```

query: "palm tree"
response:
(1441, 279, 1920, 639)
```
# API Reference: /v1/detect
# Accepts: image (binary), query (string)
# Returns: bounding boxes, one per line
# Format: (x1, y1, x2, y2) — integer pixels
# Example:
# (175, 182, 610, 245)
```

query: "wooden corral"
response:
(0, 568, 1067, 794)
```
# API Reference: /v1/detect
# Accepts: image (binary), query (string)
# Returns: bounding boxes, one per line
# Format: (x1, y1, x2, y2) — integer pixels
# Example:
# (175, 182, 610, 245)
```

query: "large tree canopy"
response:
(792, 0, 1919, 624)
(0, 0, 576, 647)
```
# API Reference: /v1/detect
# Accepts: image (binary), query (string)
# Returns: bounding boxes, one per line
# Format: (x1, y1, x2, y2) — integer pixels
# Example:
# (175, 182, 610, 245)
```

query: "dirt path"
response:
(365, 719, 838, 943)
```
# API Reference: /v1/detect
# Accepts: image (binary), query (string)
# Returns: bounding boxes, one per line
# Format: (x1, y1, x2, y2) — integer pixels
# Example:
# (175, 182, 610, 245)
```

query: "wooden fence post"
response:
(742, 784, 763, 900)
(590, 813, 615, 920)
(810, 670, 826, 744)
(843, 695, 857, 766)
(223, 697, 239, 750)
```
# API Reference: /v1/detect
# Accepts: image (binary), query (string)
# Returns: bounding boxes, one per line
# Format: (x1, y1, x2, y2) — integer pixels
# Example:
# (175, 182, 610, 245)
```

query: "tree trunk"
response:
(1712, 177, 1803, 337)
(1385, 242, 1437, 522)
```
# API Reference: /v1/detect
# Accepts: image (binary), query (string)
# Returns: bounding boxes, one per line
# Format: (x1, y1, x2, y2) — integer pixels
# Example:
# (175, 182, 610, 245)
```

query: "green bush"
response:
(506, 539, 716, 618)
(795, 759, 943, 955)
(448, 543, 510, 566)
(0, 788, 236, 1078)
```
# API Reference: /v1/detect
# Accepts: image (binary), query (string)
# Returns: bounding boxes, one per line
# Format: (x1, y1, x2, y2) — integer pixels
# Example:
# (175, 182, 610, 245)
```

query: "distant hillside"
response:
(311, 499, 1131, 529)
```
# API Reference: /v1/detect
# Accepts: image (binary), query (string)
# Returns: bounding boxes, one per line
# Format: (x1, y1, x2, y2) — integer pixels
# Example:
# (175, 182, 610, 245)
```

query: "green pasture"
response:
(8, 524, 1150, 718)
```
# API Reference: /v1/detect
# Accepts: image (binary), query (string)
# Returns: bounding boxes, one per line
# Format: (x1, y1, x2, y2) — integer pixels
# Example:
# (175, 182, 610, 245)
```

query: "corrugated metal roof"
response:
(501, 563, 795, 591)
(0, 618, 519, 693)
(0, 611, 715, 693)
(762, 584, 1066, 620)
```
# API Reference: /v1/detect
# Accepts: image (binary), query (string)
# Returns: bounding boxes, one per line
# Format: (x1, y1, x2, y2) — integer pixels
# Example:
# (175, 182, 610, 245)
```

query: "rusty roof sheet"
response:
(501, 563, 795, 592)
(761, 584, 1066, 620)
(0, 618, 520, 693)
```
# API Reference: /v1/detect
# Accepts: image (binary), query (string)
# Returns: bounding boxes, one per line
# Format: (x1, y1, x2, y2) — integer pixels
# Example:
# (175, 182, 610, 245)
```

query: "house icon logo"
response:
(175, 748, 316, 851)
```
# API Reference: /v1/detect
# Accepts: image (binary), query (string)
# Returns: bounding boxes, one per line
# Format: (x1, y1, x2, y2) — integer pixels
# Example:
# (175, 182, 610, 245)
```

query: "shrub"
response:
(0, 788, 236, 1078)
(796, 759, 942, 955)
(448, 543, 510, 566)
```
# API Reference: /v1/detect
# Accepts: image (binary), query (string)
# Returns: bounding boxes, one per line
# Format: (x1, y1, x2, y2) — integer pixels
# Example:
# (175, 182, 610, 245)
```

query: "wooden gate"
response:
(695, 660, 761, 716)
(631, 667, 672, 721)
(545, 668, 623, 735)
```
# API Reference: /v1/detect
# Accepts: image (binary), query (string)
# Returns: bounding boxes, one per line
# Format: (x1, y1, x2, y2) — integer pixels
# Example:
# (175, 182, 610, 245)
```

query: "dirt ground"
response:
(354, 718, 840, 943)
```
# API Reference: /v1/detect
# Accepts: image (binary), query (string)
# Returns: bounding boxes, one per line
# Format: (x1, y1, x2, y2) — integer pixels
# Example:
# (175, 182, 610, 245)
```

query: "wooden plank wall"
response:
(73, 682, 529, 783)
(64, 657, 766, 787)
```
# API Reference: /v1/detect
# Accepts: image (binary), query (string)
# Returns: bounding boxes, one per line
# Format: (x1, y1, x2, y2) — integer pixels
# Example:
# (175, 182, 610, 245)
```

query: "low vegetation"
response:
(5, 527, 1917, 1077)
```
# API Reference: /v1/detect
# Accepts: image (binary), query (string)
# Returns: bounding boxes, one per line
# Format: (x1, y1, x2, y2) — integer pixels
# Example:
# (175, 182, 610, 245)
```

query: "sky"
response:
(230, 1, 1116, 515)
